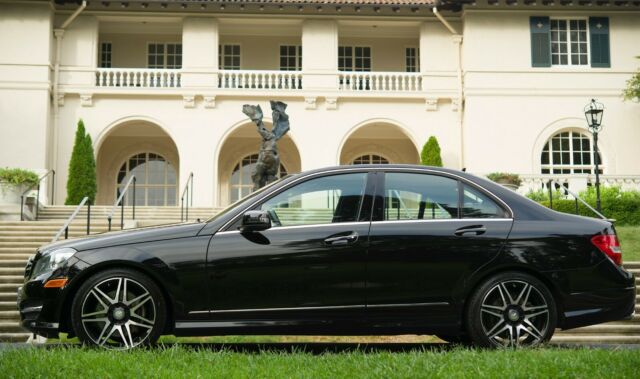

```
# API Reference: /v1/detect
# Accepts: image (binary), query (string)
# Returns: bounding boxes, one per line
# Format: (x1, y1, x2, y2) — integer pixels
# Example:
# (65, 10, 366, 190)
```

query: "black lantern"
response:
(583, 99, 604, 211)
(584, 99, 604, 133)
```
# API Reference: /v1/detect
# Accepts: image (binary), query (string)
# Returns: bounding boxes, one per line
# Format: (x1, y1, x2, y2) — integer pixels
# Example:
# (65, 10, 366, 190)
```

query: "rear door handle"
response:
(324, 232, 359, 246)
(454, 225, 486, 236)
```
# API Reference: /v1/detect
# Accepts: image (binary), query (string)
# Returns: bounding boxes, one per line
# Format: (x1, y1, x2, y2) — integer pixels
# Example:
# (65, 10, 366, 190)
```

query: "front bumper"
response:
(17, 257, 89, 338)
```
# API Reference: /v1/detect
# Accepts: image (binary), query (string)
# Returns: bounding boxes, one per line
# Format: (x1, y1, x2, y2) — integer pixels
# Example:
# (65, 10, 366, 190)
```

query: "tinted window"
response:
(383, 173, 459, 220)
(260, 173, 367, 227)
(462, 185, 507, 219)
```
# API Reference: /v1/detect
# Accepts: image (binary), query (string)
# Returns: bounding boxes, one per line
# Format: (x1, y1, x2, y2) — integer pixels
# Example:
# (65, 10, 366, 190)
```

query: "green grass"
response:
(1, 345, 639, 378)
(617, 226, 640, 262)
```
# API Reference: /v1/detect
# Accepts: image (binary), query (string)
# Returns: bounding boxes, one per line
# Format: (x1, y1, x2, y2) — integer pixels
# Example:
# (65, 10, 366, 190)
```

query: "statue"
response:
(242, 100, 290, 190)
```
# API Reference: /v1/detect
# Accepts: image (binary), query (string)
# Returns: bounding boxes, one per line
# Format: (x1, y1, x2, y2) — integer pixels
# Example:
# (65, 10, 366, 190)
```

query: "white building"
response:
(1, 0, 639, 208)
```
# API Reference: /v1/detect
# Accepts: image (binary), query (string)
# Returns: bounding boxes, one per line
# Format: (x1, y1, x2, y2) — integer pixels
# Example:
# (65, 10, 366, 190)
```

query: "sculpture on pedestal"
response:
(242, 100, 290, 190)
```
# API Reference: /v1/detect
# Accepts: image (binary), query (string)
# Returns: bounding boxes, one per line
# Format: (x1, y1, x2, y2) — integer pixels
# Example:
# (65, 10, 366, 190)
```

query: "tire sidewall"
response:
(466, 271, 557, 348)
(70, 268, 166, 348)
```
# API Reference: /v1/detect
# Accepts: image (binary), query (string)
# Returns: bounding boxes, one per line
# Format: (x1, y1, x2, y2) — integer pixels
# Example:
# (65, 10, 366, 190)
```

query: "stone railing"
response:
(96, 68, 181, 88)
(338, 71, 422, 92)
(218, 70, 303, 90)
(519, 174, 640, 195)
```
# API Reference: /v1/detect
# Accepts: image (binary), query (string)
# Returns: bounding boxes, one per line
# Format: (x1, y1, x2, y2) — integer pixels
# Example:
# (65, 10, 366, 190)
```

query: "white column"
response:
(181, 17, 219, 88)
(302, 20, 339, 90)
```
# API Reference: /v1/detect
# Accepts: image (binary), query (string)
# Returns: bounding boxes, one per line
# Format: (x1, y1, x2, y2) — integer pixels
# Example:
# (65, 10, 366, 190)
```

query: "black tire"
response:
(71, 268, 166, 349)
(466, 271, 557, 348)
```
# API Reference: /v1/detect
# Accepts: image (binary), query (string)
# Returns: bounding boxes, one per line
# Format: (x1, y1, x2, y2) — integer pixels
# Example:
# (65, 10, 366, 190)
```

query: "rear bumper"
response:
(560, 284, 636, 330)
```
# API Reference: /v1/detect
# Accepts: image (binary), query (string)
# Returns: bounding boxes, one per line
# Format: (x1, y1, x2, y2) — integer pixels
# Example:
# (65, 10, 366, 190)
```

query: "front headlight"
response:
(32, 247, 77, 277)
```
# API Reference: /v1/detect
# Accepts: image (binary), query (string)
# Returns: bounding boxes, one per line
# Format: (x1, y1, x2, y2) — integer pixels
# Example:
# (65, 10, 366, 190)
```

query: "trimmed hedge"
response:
(420, 136, 443, 167)
(539, 198, 640, 225)
(65, 120, 97, 205)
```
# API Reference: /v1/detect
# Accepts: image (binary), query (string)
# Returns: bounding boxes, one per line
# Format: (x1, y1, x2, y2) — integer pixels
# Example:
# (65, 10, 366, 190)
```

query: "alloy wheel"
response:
(479, 280, 550, 347)
(80, 276, 157, 349)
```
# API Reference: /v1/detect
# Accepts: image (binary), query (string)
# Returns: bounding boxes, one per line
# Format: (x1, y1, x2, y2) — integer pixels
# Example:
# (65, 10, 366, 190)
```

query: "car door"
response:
(366, 171, 513, 326)
(205, 171, 373, 328)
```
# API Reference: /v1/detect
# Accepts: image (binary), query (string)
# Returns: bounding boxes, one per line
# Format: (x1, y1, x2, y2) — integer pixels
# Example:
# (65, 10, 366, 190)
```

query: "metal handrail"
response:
(180, 173, 194, 222)
(20, 169, 55, 221)
(107, 175, 136, 231)
(547, 179, 608, 221)
(52, 196, 90, 243)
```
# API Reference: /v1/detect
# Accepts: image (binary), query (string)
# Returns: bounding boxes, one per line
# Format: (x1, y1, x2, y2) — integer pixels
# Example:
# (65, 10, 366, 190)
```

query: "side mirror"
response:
(240, 210, 271, 233)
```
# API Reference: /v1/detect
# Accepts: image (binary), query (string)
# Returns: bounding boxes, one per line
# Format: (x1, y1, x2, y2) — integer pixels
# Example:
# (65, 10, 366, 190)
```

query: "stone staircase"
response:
(0, 205, 638, 344)
(0, 205, 221, 342)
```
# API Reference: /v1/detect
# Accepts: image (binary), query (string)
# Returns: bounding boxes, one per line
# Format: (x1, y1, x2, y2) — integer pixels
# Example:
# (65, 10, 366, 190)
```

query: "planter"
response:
(0, 182, 28, 221)
(0, 181, 28, 205)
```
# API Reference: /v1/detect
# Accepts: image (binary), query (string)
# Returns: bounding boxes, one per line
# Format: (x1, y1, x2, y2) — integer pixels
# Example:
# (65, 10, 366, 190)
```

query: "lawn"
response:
(1, 345, 639, 378)
(617, 226, 640, 262)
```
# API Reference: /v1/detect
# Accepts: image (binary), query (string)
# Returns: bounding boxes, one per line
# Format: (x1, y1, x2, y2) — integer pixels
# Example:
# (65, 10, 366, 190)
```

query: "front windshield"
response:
(205, 175, 291, 223)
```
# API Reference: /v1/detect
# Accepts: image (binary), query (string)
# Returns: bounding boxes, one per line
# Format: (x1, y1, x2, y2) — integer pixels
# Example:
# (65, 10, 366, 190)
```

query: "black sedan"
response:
(18, 165, 635, 349)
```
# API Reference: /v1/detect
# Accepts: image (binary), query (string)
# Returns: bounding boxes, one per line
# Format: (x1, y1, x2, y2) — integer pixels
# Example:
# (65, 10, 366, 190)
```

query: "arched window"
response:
(230, 154, 287, 203)
(351, 154, 389, 165)
(541, 131, 603, 174)
(117, 152, 177, 206)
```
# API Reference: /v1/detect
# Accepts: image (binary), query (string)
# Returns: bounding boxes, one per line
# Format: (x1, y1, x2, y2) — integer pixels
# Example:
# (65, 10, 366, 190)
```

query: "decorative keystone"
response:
(79, 93, 93, 107)
(204, 95, 216, 109)
(425, 98, 438, 111)
(183, 95, 196, 108)
(325, 97, 338, 110)
(304, 97, 317, 110)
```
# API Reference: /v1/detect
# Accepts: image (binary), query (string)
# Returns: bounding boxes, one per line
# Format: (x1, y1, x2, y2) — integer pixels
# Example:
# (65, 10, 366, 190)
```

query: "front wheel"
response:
(71, 268, 166, 349)
(466, 272, 557, 348)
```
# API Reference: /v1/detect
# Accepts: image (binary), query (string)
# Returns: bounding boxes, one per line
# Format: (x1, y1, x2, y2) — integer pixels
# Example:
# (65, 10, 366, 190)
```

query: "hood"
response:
(38, 222, 206, 253)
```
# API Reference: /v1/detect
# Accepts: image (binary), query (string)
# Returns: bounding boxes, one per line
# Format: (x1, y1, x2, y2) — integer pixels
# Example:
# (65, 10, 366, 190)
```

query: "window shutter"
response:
(530, 17, 551, 67)
(589, 17, 611, 68)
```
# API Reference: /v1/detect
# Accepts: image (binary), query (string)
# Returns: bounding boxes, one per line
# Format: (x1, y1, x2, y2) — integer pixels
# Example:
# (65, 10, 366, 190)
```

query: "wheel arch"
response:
(59, 260, 175, 335)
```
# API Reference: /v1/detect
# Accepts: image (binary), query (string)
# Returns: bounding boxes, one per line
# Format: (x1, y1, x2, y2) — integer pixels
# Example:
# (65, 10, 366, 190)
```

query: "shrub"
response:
(526, 189, 565, 202)
(65, 120, 97, 205)
(538, 186, 640, 225)
(420, 136, 443, 167)
(0, 168, 39, 188)
(487, 172, 522, 187)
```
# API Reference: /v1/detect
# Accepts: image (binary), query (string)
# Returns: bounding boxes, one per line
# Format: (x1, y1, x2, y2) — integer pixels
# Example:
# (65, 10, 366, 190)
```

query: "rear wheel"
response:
(71, 268, 166, 349)
(466, 272, 557, 348)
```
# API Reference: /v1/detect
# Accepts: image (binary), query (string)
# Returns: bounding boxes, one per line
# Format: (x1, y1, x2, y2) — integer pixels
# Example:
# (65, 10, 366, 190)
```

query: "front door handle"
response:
(454, 225, 486, 236)
(324, 232, 359, 246)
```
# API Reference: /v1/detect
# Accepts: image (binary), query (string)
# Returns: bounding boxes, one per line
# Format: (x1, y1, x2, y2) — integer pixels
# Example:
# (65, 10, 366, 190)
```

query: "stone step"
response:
(0, 268, 25, 276)
(0, 333, 30, 342)
(0, 322, 24, 333)
(0, 310, 19, 319)
(558, 324, 640, 334)
(0, 276, 23, 284)
(0, 284, 20, 291)
(551, 334, 640, 344)
(0, 242, 50, 248)
(0, 260, 29, 268)
(0, 254, 34, 260)
(0, 292, 17, 301)
(0, 302, 18, 311)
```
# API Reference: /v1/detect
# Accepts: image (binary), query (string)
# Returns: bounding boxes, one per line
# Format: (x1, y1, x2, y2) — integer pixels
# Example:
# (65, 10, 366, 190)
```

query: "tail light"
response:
(591, 234, 622, 266)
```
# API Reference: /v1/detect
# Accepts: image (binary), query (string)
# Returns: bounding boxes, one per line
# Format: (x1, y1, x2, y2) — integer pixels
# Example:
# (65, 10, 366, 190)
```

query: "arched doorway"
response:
(96, 120, 179, 206)
(340, 122, 420, 165)
(217, 122, 301, 206)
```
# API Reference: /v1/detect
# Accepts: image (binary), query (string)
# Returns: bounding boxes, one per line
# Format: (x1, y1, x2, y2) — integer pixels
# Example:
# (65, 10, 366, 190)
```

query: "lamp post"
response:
(584, 99, 604, 212)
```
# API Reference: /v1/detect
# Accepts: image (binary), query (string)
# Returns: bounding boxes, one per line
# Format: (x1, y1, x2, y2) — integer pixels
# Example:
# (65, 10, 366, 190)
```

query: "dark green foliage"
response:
(65, 120, 97, 205)
(0, 167, 39, 188)
(538, 186, 640, 225)
(420, 136, 443, 167)
(487, 172, 522, 187)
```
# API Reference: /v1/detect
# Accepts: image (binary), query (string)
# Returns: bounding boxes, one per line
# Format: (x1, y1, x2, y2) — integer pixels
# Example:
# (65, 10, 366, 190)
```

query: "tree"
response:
(623, 56, 640, 101)
(65, 120, 97, 205)
(420, 136, 443, 167)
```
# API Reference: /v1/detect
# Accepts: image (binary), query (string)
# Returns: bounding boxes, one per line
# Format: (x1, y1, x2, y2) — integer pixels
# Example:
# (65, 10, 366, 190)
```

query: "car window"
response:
(462, 184, 507, 219)
(384, 173, 459, 221)
(259, 173, 367, 227)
